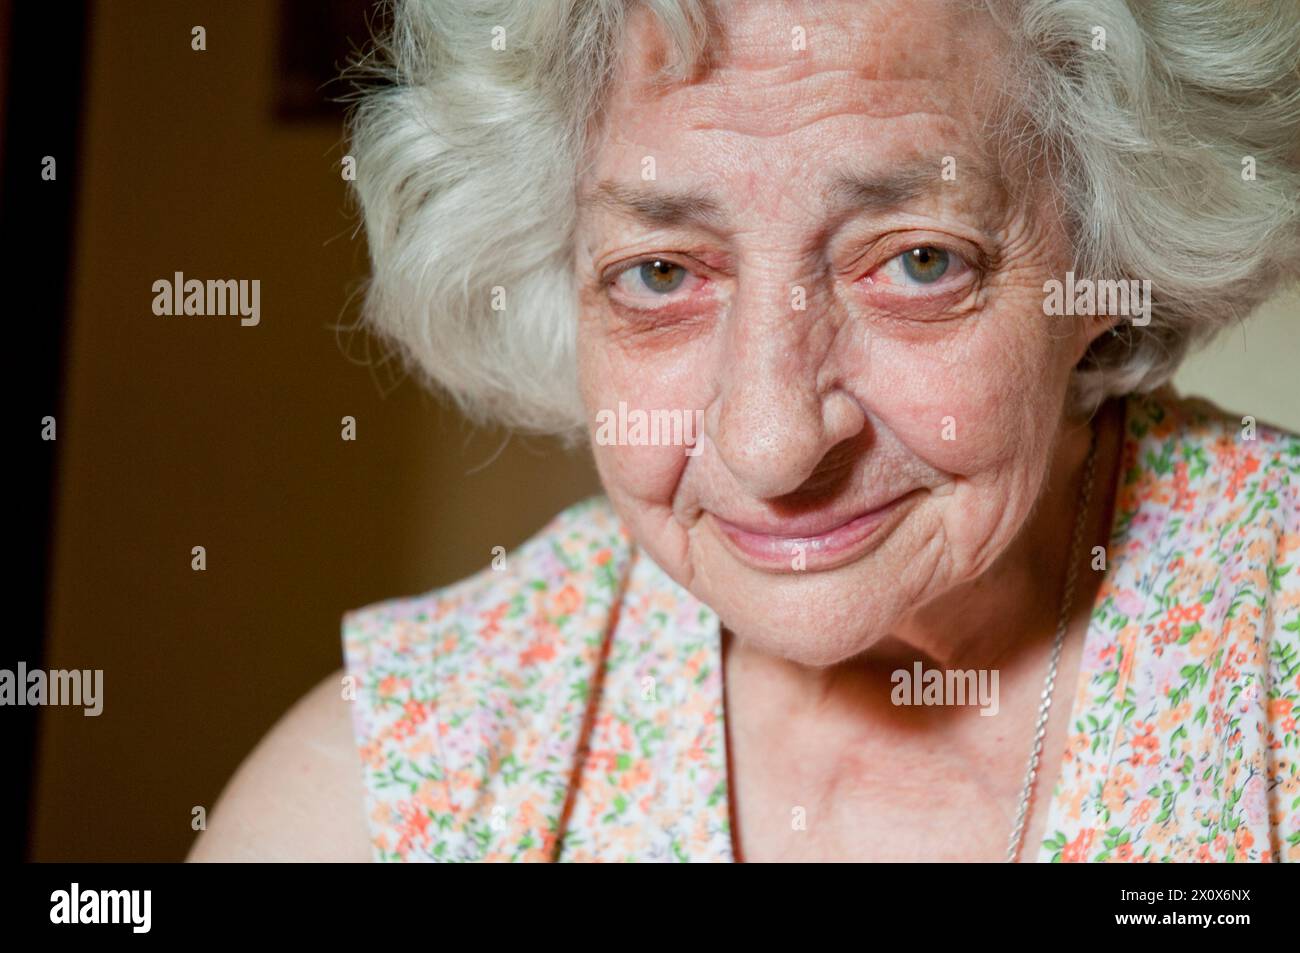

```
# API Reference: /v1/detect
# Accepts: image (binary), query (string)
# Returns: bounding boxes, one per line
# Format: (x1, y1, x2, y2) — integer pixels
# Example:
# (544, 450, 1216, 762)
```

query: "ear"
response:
(1072, 313, 1124, 366)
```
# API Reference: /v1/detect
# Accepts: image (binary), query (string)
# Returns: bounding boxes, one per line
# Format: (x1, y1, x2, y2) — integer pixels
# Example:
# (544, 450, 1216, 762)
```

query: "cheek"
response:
(862, 314, 1070, 481)
(590, 442, 690, 512)
(578, 323, 709, 507)
(855, 314, 1070, 573)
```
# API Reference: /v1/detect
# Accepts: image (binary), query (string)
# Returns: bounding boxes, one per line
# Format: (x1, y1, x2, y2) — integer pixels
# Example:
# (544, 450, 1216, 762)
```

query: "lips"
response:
(709, 493, 916, 572)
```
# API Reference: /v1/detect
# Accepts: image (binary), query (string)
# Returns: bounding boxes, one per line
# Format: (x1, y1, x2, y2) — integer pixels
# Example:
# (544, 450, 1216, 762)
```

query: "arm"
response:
(187, 668, 373, 862)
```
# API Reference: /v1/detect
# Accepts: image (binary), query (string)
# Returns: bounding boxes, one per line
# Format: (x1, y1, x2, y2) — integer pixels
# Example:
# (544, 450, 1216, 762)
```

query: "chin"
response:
(715, 573, 903, 667)
(670, 526, 926, 667)
(735, 619, 883, 669)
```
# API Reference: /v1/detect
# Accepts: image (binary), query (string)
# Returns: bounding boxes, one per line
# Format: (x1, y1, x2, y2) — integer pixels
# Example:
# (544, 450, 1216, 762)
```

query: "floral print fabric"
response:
(1044, 392, 1298, 862)
(342, 388, 1299, 861)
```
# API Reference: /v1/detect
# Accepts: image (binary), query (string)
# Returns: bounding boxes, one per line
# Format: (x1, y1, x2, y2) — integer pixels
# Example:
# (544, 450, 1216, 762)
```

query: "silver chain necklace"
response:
(1004, 420, 1099, 863)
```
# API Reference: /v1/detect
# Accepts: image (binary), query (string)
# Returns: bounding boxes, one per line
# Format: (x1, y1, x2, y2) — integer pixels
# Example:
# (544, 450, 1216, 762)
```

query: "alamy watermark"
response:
(151, 272, 260, 326)
(891, 662, 999, 716)
(594, 401, 704, 455)
(1042, 271, 1151, 326)
(50, 883, 150, 933)
(1, 663, 103, 716)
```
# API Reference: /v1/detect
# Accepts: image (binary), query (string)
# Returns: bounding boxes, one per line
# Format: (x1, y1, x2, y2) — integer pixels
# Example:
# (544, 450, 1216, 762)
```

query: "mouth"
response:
(708, 492, 918, 573)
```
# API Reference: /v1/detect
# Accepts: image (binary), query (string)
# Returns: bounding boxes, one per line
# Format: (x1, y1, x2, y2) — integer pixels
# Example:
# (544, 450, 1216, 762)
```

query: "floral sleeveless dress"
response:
(342, 389, 1300, 862)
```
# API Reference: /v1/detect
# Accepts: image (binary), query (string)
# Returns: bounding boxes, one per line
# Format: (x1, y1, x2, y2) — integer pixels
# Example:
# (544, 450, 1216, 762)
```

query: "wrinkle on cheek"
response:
(899, 510, 952, 612)
(936, 388, 1056, 577)
(622, 487, 703, 597)
(957, 470, 1035, 577)
(675, 512, 708, 594)
(889, 374, 1055, 582)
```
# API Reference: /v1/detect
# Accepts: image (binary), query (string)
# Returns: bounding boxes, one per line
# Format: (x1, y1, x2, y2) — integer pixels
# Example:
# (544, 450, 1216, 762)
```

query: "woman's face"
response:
(575, 0, 1098, 666)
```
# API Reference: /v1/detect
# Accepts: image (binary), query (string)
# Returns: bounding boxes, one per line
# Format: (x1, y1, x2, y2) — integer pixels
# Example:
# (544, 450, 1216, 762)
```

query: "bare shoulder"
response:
(187, 668, 372, 862)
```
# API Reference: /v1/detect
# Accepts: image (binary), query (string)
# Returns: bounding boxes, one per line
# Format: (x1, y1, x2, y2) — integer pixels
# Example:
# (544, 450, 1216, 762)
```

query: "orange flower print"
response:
(519, 637, 558, 667)
(360, 739, 385, 770)
(1235, 825, 1254, 854)
(1224, 454, 1260, 501)
(1102, 771, 1133, 814)
(394, 799, 432, 856)
(1172, 462, 1196, 513)
(403, 698, 428, 723)
(1130, 722, 1159, 766)
(1062, 828, 1095, 863)
(552, 584, 582, 618)
(1189, 627, 1216, 658)
(479, 601, 509, 641)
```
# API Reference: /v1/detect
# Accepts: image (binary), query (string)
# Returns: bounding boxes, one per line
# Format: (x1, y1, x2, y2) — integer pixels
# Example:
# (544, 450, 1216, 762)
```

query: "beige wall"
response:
(34, 1, 1298, 861)
(1174, 289, 1300, 433)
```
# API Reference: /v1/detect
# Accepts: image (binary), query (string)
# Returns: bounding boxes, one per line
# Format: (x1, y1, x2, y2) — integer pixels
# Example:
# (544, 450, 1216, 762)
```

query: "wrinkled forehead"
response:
(579, 0, 1016, 211)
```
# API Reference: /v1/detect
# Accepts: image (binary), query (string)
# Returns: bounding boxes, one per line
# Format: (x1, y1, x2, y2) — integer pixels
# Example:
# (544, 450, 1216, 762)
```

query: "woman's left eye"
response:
(868, 246, 969, 290)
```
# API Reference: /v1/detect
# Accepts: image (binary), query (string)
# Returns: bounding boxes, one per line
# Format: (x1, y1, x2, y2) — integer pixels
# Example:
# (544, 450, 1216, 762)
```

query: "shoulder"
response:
(338, 495, 635, 861)
(1126, 387, 1299, 484)
(342, 495, 632, 685)
(1119, 388, 1298, 544)
(187, 668, 371, 862)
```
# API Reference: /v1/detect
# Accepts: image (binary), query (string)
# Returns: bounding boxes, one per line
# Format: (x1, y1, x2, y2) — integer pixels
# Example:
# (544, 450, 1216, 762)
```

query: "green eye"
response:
(638, 259, 687, 294)
(900, 247, 950, 283)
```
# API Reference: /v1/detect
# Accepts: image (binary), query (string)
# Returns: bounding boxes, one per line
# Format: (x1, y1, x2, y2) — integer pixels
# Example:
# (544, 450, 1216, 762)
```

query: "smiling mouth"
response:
(708, 492, 918, 572)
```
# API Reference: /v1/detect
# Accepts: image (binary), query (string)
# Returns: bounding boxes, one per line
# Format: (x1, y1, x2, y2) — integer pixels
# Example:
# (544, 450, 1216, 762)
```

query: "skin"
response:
(575, 0, 1122, 860)
(193, 0, 1122, 862)
(187, 669, 371, 862)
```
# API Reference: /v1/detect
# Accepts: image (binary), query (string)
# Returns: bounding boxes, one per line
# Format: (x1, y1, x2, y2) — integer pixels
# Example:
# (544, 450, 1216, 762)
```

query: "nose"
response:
(709, 289, 866, 499)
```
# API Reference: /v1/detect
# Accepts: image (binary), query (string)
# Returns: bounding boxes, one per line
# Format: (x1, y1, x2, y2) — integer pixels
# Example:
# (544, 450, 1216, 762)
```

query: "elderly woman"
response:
(192, 0, 1300, 863)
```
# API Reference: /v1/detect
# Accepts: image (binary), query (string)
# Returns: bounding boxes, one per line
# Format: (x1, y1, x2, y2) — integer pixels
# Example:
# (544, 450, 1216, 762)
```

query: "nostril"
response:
(785, 434, 869, 500)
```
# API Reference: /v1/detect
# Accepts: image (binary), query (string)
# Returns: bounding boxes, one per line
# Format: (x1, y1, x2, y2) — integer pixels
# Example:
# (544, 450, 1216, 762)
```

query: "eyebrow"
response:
(579, 181, 727, 230)
(579, 161, 950, 231)
(823, 164, 942, 216)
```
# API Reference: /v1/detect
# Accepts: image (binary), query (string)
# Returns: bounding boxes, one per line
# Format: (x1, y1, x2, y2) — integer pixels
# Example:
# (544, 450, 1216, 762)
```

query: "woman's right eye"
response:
(610, 258, 704, 305)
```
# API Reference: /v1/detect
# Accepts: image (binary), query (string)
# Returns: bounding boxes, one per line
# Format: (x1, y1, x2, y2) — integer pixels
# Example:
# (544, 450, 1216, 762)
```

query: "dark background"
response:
(6, 0, 598, 862)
